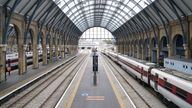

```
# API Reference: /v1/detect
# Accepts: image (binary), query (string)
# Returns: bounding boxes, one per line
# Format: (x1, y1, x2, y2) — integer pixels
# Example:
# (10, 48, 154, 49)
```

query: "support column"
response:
(167, 44, 173, 58)
(18, 44, 26, 75)
(121, 40, 124, 54)
(32, 31, 38, 69)
(49, 33, 53, 63)
(0, 8, 6, 81)
(156, 45, 160, 65)
(183, 44, 190, 59)
(42, 33, 47, 65)
(0, 45, 6, 82)
(141, 46, 144, 60)
(55, 34, 59, 60)
(61, 45, 65, 59)
(132, 45, 134, 57)
(137, 45, 140, 59)
(128, 44, 130, 56)
(148, 45, 151, 62)
(124, 42, 127, 55)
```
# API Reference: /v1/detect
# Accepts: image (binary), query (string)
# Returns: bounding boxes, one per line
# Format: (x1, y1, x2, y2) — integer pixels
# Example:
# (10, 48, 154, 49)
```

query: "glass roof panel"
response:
(53, 0, 156, 32)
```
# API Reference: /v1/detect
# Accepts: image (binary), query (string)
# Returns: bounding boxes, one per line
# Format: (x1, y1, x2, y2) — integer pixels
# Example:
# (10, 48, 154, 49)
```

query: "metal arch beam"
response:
(151, 2, 170, 44)
(167, 0, 186, 44)
(154, 1, 169, 23)
(63, 0, 133, 18)
(120, 25, 129, 42)
(75, 16, 119, 29)
(123, 22, 135, 34)
(120, 25, 129, 37)
(169, 0, 186, 17)
(3, 0, 22, 44)
(77, 0, 89, 30)
(131, 18, 143, 34)
(105, 0, 125, 29)
(157, 0, 175, 20)
(137, 13, 150, 30)
(71, 9, 128, 27)
(72, 9, 126, 26)
(45, 8, 62, 26)
(3, 0, 12, 7)
(18, 0, 32, 13)
(33, 1, 55, 20)
(126, 21, 138, 34)
(57, 0, 146, 30)
(24, 0, 43, 44)
(136, 14, 150, 29)
(51, 14, 65, 29)
(181, 0, 192, 13)
(46, 11, 63, 29)
(80, 26, 113, 35)
(36, 3, 56, 22)
(142, 9, 158, 45)
(143, 9, 159, 27)
(57, 17, 69, 32)
(133, 14, 150, 46)
(36, 3, 55, 45)
(52, 15, 66, 31)
(23, 0, 42, 16)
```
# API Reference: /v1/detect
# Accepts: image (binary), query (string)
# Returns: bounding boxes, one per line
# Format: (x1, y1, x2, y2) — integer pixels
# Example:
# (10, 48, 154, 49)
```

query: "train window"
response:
(176, 87, 187, 100)
(186, 66, 188, 69)
(183, 65, 185, 68)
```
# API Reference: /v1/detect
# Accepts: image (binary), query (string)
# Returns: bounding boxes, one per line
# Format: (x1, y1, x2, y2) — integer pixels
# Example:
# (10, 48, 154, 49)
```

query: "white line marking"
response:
(55, 56, 89, 108)
(103, 58, 137, 108)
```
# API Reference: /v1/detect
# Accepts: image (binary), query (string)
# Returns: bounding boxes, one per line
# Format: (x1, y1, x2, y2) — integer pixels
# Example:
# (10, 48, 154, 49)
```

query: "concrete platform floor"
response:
(56, 53, 134, 108)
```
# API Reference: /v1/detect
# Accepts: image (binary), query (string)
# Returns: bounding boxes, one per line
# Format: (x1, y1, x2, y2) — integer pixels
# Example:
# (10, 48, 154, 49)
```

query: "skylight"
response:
(53, 0, 155, 32)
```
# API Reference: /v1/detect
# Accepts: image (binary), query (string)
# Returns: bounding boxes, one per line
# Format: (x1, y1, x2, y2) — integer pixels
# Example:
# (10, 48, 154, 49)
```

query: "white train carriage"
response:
(164, 57, 192, 75)
(118, 54, 154, 84)
(104, 50, 192, 107)
(105, 51, 155, 84)
(150, 68, 192, 108)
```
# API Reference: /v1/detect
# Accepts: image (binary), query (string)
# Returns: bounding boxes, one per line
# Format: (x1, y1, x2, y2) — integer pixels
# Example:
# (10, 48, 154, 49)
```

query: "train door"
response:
(141, 67, 143, 80)
(148, 67, 153, 85)
(148, 71, 151, 85)
(154, 73, 158, 91)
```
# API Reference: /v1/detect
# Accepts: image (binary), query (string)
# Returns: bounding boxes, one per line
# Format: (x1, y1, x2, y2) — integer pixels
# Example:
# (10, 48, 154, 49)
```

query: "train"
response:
(102, 50, 192, 108)
(164, 57, 192, 75)
(5, 51, 49, 72)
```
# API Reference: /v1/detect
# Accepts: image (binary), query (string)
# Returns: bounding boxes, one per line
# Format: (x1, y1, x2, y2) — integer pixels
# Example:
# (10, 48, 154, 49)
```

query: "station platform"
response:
(0, 55, 74, 97)
(56, 53, 134, 108)
(0, 51, 166, 108)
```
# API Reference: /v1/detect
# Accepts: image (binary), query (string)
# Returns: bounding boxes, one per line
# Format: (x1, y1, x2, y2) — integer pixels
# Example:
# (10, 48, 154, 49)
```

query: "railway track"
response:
(102, 53, 166, 108)
(0, 54, 88, 108)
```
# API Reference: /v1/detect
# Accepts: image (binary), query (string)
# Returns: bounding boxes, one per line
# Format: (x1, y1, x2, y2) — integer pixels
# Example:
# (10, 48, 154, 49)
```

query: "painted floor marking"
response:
(86, 96, 105, 101)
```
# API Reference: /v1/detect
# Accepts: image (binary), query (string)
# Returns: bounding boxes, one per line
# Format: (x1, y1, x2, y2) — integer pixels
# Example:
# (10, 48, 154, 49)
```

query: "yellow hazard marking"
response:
(86, 96, 105, 101)
(66, 57, 89, 108)
(102, 58, 125, 108)
(86, 98, 105, 101)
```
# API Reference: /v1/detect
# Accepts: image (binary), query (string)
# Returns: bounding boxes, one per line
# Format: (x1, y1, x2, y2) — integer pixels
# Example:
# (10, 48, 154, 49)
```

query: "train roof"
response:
(122, 54, 156, 67)
(165, 56, 192, 63)
(152, 68, 192, 93)
(155, 68, 192, 82)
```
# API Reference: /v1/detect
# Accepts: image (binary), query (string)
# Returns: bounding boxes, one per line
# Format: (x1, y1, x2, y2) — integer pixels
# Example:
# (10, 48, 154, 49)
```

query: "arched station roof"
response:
(1, 0, 192, 41)
(53, 0, 155, 32)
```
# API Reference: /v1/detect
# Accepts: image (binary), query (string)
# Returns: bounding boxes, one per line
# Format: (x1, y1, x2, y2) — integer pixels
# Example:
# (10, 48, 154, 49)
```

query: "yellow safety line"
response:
(86, 98, 105, 101)
(66, 57, 89, 108)
(102, 58, 125, 108)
